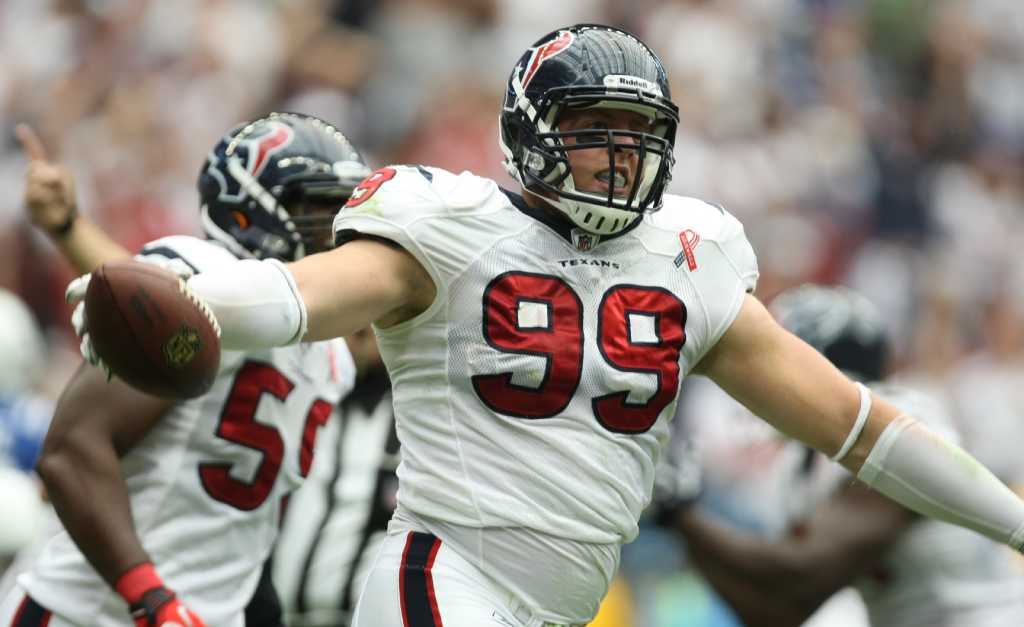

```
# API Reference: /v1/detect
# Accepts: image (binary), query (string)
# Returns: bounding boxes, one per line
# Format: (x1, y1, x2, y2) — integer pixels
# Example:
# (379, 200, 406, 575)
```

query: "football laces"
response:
(177, 278, 222, 339)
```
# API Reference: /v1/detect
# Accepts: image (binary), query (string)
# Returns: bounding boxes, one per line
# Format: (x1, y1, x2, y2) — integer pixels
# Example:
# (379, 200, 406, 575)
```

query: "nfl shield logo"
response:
(163, 325, 202, 369)
(571, 229, 599, 252)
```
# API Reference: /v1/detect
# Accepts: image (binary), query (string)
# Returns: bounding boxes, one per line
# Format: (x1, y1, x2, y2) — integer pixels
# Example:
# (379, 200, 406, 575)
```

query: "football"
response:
(84, 260, 220, 399)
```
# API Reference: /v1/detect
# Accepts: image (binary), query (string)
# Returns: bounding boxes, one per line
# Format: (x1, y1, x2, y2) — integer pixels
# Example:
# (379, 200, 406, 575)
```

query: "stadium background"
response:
(1, 1, 1022, 626)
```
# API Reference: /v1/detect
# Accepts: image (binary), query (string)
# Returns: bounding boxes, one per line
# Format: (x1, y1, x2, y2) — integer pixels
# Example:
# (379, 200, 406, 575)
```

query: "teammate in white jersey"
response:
(68, 24, 1024, 627)
(664, 285, 1024, 627)
(0, 114, 365, 627)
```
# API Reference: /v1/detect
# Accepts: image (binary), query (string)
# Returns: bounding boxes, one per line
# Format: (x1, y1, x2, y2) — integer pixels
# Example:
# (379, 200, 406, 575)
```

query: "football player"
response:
(15, 120, 408, 627)
(69, 25, 1024, 626)
(0, 113, 365, 627)
(662, 285, 1024, 627)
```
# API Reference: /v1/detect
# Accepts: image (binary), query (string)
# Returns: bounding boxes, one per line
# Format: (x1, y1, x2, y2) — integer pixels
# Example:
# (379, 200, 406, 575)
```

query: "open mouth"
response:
(594, 169, 630, 197)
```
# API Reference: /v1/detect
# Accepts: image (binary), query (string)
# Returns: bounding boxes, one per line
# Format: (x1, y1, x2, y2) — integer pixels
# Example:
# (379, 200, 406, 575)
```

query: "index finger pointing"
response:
(15, 124, 49, 162)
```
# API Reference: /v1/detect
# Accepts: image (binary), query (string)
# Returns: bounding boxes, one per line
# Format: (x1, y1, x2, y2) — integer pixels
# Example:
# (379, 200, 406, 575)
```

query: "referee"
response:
(271, 329, 398, 627)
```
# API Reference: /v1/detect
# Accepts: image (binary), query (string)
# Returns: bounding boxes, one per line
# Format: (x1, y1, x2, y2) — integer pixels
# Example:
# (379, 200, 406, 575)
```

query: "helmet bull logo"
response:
(246, 123, 294, 177)
(522, 30, 575, 88)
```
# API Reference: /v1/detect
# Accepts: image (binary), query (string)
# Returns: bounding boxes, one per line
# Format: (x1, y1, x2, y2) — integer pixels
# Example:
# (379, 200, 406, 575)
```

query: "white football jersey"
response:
(16, 237, 355, 627)
(334, 165, 757, 619)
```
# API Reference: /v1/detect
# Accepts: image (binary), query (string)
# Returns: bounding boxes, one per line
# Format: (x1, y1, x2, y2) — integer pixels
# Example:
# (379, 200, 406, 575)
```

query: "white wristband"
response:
(831, 382, 872, 463)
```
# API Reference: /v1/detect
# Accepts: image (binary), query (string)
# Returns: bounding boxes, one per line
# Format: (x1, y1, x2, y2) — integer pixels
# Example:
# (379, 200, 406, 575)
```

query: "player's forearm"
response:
(36, 437, 149, 587)
(855, 415, 1024, 551)
(49, 216, 131, 274)
(187, 239, 431, 349)
(35, 367, 154, 587)
(779, 380, 1024, 551)
(187, 258, 308, 349)
(695, 571, 806, 627)
(702, 298, 1024, 552)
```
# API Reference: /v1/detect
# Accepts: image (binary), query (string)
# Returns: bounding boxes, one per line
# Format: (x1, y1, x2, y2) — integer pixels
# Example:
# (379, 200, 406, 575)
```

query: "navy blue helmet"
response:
(198, 112, 371, 261)
(499, 24, 679, 236)
(771, 285, 890, 382)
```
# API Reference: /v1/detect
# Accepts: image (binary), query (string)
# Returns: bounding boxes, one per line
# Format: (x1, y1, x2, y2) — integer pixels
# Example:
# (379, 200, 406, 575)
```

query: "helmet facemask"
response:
(499, 25, 680, 237)
(528, 89, 676, 235)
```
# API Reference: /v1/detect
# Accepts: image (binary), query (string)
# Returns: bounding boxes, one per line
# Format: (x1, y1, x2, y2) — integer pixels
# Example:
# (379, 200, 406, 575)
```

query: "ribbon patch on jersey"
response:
(674, 229, 700, 271)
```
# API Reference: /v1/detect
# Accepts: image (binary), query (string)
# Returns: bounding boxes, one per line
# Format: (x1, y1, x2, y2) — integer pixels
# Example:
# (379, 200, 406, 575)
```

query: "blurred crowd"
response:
(0, 0, 1022, 625)
(1, 0, 1022, 411)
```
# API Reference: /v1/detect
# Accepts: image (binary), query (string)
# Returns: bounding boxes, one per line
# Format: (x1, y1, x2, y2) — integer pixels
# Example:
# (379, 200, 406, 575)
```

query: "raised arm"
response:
(695, 294, 1024, 550)
(18, 124, 131, 273)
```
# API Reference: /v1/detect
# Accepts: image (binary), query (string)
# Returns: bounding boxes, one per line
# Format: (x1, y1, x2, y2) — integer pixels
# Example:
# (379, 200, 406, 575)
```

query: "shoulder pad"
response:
(645, 195, 741, 244)
(335, 165, 502, 236)
(639, 195, 758, 293)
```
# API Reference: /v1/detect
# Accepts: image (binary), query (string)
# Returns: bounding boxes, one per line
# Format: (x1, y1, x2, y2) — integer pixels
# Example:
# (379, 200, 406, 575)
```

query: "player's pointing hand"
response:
(16, 123, 78, 237)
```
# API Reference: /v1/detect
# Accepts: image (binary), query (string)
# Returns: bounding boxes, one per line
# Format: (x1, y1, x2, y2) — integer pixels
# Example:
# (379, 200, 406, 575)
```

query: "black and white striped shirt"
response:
(271, 369, 397, 627)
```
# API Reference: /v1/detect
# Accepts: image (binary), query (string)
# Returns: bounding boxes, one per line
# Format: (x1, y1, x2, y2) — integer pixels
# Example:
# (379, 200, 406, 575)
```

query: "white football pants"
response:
(352, 531, 582, 627)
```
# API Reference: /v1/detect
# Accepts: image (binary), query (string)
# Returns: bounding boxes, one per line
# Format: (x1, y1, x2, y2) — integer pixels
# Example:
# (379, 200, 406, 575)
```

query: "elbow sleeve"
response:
(857, 415, 1024, 551)
(187, 259, 307, 350)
